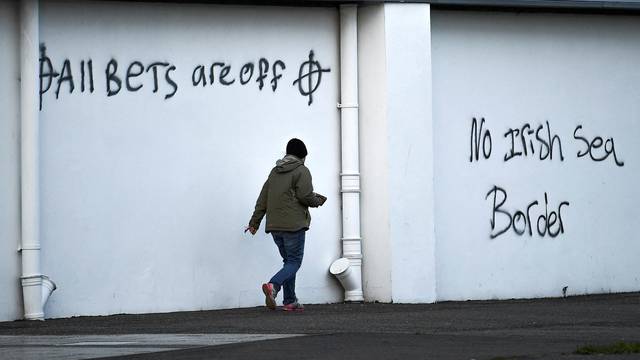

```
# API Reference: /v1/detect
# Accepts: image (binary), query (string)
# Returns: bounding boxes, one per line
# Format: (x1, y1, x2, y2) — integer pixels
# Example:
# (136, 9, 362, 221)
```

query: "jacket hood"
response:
(275, 154, 304, 173)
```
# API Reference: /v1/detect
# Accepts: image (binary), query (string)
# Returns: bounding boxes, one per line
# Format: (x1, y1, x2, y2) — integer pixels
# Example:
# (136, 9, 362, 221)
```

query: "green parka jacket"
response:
(249, 155, 323, 233)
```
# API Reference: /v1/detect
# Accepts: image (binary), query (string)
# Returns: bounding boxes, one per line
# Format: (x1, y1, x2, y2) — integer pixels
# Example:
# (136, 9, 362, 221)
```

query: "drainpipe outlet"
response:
(20, 275, 56, 321)
(41, 275, 57, 306)
(330, 258, 360, 298)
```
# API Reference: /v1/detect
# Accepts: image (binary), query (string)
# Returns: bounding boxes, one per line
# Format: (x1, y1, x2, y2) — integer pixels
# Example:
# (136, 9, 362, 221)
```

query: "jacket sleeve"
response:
(295, 167, 323, 208)
(249, 179, 269, 229)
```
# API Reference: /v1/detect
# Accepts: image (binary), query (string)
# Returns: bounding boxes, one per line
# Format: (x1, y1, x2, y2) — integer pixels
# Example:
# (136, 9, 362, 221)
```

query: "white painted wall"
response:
(4, 2, 639, 320)
(359, 4, 436, 303)
(38, 1, 342, 318)
(358, 5, 392, 302)
(384, 4, 436, 303)
(432, 10, 640, 300)
(0, 0, 23, 322)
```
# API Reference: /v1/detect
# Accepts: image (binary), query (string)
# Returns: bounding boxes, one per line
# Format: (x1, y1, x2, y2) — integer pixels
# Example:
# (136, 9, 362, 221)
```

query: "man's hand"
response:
(244, 226, 257, 235)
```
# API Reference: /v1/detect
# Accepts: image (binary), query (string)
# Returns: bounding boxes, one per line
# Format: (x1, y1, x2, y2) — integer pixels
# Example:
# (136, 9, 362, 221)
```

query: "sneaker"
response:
(282, 302, 304, 312)
(262, 283, 277, 310)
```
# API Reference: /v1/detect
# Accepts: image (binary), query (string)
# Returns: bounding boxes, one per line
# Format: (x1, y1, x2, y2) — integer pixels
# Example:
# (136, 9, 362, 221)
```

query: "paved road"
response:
(1, 292, 639, 359)
(0, 334, 301, 360)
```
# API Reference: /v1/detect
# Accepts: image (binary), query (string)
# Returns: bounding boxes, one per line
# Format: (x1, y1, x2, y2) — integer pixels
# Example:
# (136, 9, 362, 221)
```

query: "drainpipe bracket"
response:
(337, 102, 359, 109)
(341, 189, 361, 194)
(341, 173, 361, 193)
(20, 274, 43, 286)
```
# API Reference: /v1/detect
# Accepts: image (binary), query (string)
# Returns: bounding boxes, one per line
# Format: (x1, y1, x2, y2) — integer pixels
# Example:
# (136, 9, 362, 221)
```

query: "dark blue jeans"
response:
(269, 229, 306, 305)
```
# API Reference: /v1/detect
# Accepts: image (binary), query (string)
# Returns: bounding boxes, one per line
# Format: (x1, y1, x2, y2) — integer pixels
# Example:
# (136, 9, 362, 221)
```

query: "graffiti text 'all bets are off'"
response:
(38, 44, 332, 110)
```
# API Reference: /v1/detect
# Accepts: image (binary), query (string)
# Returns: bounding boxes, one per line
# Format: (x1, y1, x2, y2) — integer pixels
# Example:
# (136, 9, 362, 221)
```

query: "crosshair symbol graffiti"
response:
(293, 50, 331, 106)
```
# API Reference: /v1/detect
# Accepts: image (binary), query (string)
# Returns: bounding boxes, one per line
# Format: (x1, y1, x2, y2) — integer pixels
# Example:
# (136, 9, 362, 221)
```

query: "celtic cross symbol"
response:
(293, 50, 331, 106)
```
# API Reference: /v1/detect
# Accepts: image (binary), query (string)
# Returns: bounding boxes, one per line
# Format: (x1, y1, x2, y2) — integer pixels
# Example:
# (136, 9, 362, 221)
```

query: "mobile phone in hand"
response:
(316, 194, 327, 206)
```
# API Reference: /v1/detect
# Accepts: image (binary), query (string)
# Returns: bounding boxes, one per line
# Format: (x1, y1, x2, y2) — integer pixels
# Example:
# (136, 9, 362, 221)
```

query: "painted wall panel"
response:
(39, 1, 342, 318)
(358, 5, 393, 302)
(432, 11, 640, 300)
(359, 4, 436, 303)
(0, 1, 23, 321)
(384, 4, 436, 303)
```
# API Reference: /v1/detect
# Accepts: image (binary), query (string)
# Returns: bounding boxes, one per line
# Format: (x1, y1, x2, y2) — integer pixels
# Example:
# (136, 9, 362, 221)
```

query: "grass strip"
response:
(575, 341, 640, 355)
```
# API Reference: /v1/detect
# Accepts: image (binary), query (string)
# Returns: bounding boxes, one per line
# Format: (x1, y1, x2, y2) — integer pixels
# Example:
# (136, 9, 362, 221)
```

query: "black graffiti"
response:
(271, 60, 285, 91)
(56, 60, 75, 99)
(39, 45, 63, 110)
(504, 121, 564, 162)
(189, 54, 319, 99)
(574, 125, 624, 167)
(239, 63, 254, 85)
(192, 65, 206, 87)
(79, 60, 94, 93)
(293, 50, 331, 106)
(40, 46, 97, 109)
(105, 60, 121, 96)
(191, 58, 285, 91)
(106, 60, 177, 99)
(147, 62, 168, 93)
(470, 117, 492, 162)
(217, 63, 235, 86)
(126, 61, 145, 92)
(486, 185, 569, 239)
(40, 45, 178, 109)
(257, 58, 269, 90)
(164, 66, 178, 99)
(39, 45, 332, 109)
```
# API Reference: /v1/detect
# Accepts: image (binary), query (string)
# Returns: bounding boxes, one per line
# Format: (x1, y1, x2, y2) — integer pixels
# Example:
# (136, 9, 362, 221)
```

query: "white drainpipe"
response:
(335, 4, 364, 302)
(20, 0, 55, 321)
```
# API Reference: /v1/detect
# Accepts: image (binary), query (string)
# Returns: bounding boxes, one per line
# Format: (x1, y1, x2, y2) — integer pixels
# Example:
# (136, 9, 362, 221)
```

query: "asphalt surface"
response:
(1, 292, 639, 359)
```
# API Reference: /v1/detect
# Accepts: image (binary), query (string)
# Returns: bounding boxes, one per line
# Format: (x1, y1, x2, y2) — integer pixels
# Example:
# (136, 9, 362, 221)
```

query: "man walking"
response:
(245, 138, 326, 311)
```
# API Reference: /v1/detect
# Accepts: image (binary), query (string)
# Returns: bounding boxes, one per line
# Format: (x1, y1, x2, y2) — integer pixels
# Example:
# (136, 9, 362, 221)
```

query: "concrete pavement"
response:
(1, 292, 639, 359)
(0, 334, 301, 360)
